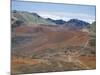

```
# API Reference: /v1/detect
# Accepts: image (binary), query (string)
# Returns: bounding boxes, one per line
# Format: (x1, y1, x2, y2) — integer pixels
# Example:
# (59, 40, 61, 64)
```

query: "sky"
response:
(12, 0, 96, 23)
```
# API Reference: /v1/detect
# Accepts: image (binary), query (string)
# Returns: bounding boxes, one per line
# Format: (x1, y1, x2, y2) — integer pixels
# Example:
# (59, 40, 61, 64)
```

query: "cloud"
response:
(36, 11, 95, 23)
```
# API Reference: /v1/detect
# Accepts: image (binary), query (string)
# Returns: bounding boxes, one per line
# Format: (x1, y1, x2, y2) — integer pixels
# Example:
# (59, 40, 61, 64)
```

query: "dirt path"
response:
(51, 54, 90, 69)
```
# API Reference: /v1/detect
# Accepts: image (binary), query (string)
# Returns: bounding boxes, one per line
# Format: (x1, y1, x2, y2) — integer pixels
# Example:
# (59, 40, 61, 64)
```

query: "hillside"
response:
(12, 10, 56, 26)
(88, 21, 96, 47)
(89, 21, 96, 33)
(12, 24, 96, 74)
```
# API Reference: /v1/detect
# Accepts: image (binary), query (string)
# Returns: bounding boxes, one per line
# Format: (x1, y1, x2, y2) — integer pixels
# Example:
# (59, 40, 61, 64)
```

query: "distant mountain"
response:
(65, 19, 90, 29)
(47, 18, 90, 29)
(12, 10, 90, 30)
(12, 10, 56, 27)
(46, 18, 66, 25)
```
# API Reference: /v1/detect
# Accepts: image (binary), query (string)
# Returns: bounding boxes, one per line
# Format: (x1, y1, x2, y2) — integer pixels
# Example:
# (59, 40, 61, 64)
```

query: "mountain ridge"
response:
(12, 10, 91, 29)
